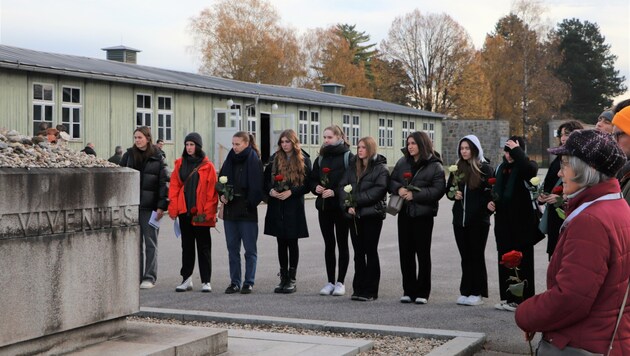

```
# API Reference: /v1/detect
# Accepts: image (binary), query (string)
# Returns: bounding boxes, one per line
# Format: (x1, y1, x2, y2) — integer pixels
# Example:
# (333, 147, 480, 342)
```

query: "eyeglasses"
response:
(614, 131, 626, 140)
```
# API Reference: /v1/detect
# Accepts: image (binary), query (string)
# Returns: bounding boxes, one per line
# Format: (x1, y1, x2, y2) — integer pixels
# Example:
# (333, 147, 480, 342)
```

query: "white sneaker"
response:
(175, 277, 193, 292)
(319, 282, 335, 295)
(494, 301, 507, 311)
(140, 280, 155, 289)
(456, 295, 468, 305)
(201, 283, 212, 293)
(465, 295, 484, 306)
(503, 302, 518, 312)
(400, 296, 412, 303)
(332, 282, 345, 296)
(415, 297, 428, 304)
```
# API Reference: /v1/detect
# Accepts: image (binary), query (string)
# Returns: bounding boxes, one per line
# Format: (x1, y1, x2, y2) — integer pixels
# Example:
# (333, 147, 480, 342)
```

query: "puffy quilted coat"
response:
(338, 154, 389, 220)
(168, 156, 218, 227)
(120, 148, 168, 211)
(389, 153, 445, 218)
(515, 178, 630, 355)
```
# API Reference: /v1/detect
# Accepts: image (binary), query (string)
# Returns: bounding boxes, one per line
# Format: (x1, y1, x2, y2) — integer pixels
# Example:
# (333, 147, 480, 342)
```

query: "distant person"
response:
(263, 129, 311, 294)
(218, 131, 264, 295)
(612, 99, 630, 204)
(537, 120, 583, 259)
(81, 143, 96, 156)
(120, 126, 168, 289)
(156, 139, 166, 160)
(446, 135, 493, 307)
(168, 132, 218, 293)
(595, 110, 614, 134)
(36, 122, 49, 136)
(108, 146, 124, 165)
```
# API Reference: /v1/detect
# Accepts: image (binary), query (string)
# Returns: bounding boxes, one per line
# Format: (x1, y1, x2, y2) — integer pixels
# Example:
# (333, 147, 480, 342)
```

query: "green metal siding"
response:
(0, 70, 28, 132)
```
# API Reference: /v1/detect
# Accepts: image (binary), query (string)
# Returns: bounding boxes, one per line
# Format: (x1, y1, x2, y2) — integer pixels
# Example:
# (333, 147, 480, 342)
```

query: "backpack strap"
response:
(317, 151, 350, 170)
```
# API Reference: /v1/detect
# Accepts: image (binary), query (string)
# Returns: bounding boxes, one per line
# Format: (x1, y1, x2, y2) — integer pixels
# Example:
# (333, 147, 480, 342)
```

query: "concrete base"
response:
(69, 321, 227, 356)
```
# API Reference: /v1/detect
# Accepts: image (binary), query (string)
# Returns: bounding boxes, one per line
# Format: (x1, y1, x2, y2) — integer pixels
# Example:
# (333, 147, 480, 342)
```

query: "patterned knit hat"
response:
(548, 129, 626, 177)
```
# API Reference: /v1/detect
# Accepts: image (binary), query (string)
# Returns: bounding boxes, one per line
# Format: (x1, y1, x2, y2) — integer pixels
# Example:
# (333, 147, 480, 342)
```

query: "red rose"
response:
(190, 207, 198, 215)
(274, 174, 284, 182)
(403, 172, 413, 179)
(552, 186, 564, 195)
(500, 250, 523, 269)
(322, 167, 331, 174)
(488, 178, 497, 185)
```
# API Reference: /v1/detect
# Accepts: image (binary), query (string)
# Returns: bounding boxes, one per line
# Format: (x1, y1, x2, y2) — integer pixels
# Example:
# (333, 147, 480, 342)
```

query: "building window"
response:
(310, 111, 320, 145)
(423, 122, 435, 141)
(247, 106, 256, 134)
(298, 110, 308, 144)
(157, 96, 173, 142)
(378, 118, 386, 147)
(32, 83, 54, 135)
(352, 115, 360, 146)
(402, 120, 415, 147)
(136, 94, 152, 128)
(342, 114, 350, 144)
(61, 86, 81, 139)
(387, 119, 393, 147)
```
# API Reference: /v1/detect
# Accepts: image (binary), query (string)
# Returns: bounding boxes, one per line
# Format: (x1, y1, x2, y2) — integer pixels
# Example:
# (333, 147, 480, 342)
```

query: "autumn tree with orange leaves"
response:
(189, 0, 304, 86)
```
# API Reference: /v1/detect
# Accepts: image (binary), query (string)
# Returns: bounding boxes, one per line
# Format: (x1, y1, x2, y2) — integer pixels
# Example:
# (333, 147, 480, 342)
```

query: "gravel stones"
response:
(0, 129, 119, 168)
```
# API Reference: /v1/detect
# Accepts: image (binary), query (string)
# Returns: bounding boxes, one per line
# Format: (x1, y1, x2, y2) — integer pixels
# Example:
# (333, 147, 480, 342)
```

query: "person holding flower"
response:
(263, 130, 312, 294)
(310, 125, 354, 297)
(389, 131, 445, 304)
(538, 120, 583, 259)
(446, 135, 494, 306)
(516, 129, 630, 355)
(218, 131, 264, 295)
(338, 136, 389, 301)
(487, 136, 543, 312)
(168, 132, 218, 293)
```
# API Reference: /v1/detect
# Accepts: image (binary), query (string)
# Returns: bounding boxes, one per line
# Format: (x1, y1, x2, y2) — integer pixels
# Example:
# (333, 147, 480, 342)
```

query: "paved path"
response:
(141, 192, 550, 355)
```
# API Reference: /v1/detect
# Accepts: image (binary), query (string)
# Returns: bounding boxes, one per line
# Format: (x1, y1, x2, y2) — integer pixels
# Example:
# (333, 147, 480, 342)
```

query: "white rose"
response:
(343, 184, 352, 193)
(219, 176, 228, 184)
(530, 177, 541, 186)
(448, 165, 458, 173)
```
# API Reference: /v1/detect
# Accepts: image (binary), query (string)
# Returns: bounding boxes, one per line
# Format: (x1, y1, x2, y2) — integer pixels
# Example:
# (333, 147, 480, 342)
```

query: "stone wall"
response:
(0, 168, 140, 350)
(441, 119, 510, 166)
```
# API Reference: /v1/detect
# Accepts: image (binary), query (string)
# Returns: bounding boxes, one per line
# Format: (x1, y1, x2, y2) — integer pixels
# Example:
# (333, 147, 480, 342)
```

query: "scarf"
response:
(179, 153, 204, 214)
(220, 146, 263, 207)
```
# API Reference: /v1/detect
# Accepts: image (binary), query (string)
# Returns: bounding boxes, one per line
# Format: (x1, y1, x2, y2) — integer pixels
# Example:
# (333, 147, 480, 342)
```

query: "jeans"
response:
(224, 220, 258, 287)
(139, 209, 158, 283)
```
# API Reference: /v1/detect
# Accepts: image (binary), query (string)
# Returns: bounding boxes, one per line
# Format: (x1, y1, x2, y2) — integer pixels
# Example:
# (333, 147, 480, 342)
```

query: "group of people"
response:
(120, 101, 630, 353)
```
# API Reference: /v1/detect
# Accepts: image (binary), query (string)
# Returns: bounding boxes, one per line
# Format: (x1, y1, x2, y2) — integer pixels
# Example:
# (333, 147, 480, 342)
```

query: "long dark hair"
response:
(131, 126, 155, 166)
(407, 131, 434, 161)
(274, 129, 305, 185)
(457, 138, 482, 189)
(234, 131, 260, 158)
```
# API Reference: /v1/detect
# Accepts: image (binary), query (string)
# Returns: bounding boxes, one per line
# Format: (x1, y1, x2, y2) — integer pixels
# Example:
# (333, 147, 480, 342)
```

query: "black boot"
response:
(274, 268, 288, 293)
(283, 267, 297, 294)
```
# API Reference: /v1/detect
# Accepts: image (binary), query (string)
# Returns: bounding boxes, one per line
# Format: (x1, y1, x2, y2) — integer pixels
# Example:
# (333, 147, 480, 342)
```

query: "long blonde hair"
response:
(356, 136, 377, 179)
(274, 129, 305, 185)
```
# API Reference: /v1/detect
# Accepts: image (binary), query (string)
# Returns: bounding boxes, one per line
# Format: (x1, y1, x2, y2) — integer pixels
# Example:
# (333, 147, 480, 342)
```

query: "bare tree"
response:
(189, 0, 304, 86)
(380, 10, 474, 113)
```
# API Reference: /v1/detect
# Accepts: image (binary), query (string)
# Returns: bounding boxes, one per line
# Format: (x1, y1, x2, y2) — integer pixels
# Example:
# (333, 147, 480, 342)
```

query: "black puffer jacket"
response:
(446, 162, 494, 227)
(310, 143, 354, 211)
(120, 147, 168, 211)
(389, 153, 445, 217)
(338, 154, 389, 220)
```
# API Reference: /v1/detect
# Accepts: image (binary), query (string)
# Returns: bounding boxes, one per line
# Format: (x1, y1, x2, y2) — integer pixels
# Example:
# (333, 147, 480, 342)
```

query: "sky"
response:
(0, 0, 628, 103)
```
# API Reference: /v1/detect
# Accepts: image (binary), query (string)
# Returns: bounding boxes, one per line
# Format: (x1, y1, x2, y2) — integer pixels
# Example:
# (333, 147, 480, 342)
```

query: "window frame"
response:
(61, 86, 82, 139)
(378, 118, 386, 147)
(157, 95, 173, 142)
(342, 114, 351, 145)
(32, 82, 54, 135)
(351, 115, 360, 146)
(246, 105, 257, 135)
(310, 111, 320, 145)
(136, 93, 152, 128)
(298, 110, 308, 145)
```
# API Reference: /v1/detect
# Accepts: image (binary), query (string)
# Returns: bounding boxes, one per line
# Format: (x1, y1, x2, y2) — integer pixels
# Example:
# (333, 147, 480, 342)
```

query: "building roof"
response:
(101, 45, 142, 52)
(0, 44, 445, 119)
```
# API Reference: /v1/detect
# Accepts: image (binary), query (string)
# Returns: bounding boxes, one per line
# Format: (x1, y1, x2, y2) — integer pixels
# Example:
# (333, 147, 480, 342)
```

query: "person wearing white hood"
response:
(446, 135, 494, 306)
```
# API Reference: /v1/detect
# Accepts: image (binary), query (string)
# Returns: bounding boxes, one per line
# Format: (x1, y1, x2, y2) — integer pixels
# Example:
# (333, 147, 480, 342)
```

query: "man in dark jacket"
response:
(108, 146, 123, 165)
(81, 143, 96, 156)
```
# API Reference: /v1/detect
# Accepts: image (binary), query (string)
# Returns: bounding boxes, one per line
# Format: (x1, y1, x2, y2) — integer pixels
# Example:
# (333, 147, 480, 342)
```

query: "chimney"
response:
(321, 83, 345, 95)
(102, 46, 141, 64)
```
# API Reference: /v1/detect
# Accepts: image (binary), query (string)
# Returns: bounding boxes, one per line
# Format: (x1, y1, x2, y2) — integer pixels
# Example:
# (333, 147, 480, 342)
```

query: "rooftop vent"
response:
(321, 83, 345, 95)
(102, 46, 141, 64)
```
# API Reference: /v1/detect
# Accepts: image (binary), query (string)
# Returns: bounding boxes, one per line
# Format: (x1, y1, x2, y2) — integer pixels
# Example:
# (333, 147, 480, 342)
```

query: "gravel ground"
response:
(128, 316, 446, 355)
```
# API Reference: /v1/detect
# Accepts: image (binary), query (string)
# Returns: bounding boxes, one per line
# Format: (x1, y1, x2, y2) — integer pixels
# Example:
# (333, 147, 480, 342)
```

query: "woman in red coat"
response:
(515, 130, 630, 355)
(168, 133, 218, 293)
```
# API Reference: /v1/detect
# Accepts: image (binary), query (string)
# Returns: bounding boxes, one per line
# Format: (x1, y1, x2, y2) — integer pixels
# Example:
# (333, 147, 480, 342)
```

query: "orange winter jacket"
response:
(168, 156, 218, 227)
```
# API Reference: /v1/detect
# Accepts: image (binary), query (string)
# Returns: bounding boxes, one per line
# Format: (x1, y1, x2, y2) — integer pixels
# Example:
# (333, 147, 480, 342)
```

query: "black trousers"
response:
(318, 208, 350, 284)
(454, 223, 489, 297)
(277, 237, 299, 270)
(497, 244, 535, 303)
(350, 217, 382, 298)
(178, 214, 212, 283)
(398, 214, 434, 299)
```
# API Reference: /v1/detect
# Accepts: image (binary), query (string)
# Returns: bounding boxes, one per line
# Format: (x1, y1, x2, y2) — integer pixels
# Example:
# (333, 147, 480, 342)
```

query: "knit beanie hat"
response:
(184, 132, 203, 148)
(612, 106, 630, 135)
(599, 110, 614, 123)
(548, 129, 626, 177)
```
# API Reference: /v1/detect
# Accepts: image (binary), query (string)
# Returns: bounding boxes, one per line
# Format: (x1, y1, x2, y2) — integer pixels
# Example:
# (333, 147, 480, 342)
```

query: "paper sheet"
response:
(174, 217, 181, 238)
(148, 210, 161, 229)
